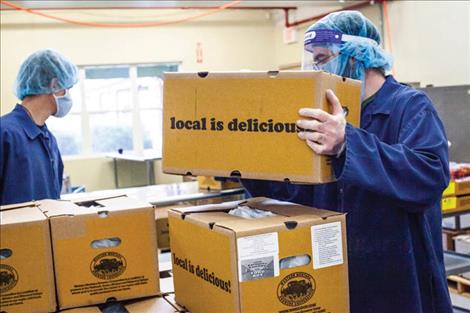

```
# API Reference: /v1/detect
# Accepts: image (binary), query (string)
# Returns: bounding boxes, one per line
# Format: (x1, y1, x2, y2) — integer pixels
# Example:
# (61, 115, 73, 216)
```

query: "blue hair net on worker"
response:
(302, 10, 393, 90)
(14, 49, 78, 100)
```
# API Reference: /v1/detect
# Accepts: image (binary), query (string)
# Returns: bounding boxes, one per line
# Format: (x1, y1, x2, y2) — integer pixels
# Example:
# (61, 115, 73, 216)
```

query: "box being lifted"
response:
(169, 197, 349, 313)
(38, 196, 160, 310)
(0, 202, 56, 313)
(163, 71, 361, 184)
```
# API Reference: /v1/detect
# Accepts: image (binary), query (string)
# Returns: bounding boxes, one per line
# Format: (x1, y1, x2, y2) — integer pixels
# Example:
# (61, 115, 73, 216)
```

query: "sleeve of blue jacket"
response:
(334, 94, 449, 213)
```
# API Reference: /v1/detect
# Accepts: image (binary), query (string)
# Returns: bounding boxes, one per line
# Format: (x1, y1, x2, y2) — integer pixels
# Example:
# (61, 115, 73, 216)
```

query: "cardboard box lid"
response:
(38, 196, 152, 218)
(155, 204, 192, 219)
(170, 197, 343, 233)
(0, 205, 47, 225)
(0, 200, 37, 211)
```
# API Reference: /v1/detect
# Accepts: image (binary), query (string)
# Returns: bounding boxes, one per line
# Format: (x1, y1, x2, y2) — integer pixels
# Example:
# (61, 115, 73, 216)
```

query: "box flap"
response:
(245, 197, 340, 218)
(70, 193, 127, 204)
(170, 197, 343, 233)
(38, 199, 84, 217)
(38, 197, 152, 218)
(0, 200, 37, 211)
(155, 204, 191, 219)
(0, 205, 47, 225)
(169, 199, 245, 215)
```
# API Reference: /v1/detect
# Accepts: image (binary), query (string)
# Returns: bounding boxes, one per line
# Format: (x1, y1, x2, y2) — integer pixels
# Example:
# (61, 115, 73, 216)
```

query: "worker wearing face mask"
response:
(242, 11, 452, 313)
(0, 49, 78, 205)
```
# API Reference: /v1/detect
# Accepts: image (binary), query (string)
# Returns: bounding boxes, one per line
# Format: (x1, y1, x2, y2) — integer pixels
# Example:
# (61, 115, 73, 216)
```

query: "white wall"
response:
(387, 1, 470, 86)
(0, 9, 276, 191)
(1, 9, 276, 114)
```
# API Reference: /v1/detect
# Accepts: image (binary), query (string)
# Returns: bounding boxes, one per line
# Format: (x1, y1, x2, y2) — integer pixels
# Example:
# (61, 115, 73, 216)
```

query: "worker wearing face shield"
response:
(243, 11, 452, 313)
(0, 49, 78, 205)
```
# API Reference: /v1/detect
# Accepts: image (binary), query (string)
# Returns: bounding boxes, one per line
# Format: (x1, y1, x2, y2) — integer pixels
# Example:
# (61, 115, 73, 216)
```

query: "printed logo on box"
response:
(90, 252, 127, 280)
(0, 264, 18, 293)
(277, 272, 315, 307)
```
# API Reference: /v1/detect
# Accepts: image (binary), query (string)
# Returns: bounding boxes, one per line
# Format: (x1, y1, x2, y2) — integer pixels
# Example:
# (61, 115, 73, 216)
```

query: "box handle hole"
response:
(197, 71, 209, 78)
(280, 254, 311, 269)
(268, 70, 279, 78)
(284, 221, 298, 229)
(98, 210, 109, 218)
(91, 237, 121, 249)
(0, 248, 12, 259)
(230, 170, 242, 178)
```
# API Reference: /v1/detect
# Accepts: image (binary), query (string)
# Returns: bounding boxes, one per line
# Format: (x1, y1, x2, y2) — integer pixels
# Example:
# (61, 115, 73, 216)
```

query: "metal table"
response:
(62, 181, 245, 206)
(445, 251, 470, 277)
(106, 152, 162, 188)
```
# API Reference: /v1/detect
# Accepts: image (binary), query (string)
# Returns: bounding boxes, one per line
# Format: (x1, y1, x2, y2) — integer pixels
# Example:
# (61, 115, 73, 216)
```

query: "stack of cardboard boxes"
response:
(163, 71, 361, 313)
(441, 179, 470, 252)
(0, 196, 165, 313)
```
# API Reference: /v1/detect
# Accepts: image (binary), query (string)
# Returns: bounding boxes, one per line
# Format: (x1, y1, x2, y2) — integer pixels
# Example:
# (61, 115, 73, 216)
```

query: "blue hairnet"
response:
(306, 10, 393, 80)
(14, 49, 78, 100)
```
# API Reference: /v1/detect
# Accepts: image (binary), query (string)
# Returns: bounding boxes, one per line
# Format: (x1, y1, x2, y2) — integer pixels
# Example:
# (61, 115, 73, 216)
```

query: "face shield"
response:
(302, 29, 378, 77)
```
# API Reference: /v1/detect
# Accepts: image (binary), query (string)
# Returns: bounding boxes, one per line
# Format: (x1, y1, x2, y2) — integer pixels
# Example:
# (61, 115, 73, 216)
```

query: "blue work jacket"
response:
(1, 104, 63, 205)
(243, 76, 452, 313)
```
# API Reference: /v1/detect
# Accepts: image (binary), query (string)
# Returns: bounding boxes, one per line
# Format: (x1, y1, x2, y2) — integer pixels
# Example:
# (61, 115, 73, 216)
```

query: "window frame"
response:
(55, 62, 180, 159)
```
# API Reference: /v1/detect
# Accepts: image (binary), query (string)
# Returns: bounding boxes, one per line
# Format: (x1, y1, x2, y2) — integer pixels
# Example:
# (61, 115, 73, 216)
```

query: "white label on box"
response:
(237, 232, 279, 282)
(311, 222, 343, 269)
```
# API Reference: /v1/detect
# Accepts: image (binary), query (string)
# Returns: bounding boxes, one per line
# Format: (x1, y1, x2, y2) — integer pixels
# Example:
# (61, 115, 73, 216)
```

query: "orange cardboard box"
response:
(442, 195, 470, 214)
(155, 204, 192, 250)
(443, 179, 470, 197)
(169, 197, 349, 313)
(38, 196, 159, 310)
(163, 71, 361, 184)
(0, 202, 56, 313)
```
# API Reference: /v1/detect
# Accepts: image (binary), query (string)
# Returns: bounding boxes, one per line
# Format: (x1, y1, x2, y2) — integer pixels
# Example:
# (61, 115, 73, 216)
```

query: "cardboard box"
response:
(156, 206, 171, 250)
(454, 235, 470, 255)
(197, 176, 242, 191)
(442, 213, 470, 230)
(163, 71, 361, 184)
(443, 179, 470, 197)
(0, 202, 56, 313)
(155, 204, 192, 250)
(169, 197, 349, 313)
(38, 196, 159, 310)
(442, 195, 470, 214)
(59, 296, 181, 312)
(442, 229, 470, 251)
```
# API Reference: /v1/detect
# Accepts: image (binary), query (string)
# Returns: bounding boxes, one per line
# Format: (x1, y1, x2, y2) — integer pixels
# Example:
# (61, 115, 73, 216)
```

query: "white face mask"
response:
(53, 89, 73, 118)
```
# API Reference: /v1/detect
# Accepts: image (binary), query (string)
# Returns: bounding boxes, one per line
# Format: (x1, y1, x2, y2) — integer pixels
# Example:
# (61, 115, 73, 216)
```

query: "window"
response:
(48, 63, 178, 156)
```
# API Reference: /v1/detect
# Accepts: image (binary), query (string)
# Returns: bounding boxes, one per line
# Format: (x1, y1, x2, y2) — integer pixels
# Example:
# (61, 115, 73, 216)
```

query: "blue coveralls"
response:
(243, 76, 453, 313)
(1, 104, 63, 205)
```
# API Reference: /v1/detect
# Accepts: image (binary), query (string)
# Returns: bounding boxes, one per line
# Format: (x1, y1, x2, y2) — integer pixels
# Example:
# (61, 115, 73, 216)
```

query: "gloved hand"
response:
(297, 89, 346, 156)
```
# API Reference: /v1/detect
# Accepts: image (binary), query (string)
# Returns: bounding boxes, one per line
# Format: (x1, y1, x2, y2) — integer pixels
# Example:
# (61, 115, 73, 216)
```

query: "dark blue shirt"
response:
(1, 104, 63, 205)
(243, 76, 452, 313)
